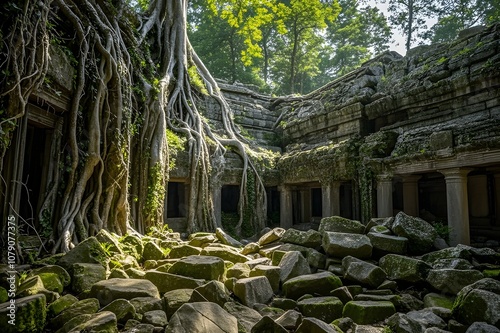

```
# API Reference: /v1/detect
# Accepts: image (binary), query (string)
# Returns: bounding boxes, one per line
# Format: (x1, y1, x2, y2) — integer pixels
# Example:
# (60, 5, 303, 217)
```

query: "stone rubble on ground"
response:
(1, 212, 499, 332)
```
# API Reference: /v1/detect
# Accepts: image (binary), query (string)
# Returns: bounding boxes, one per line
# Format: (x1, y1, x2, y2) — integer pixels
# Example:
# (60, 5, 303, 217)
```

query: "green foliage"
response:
(433, 220, 451, 243)
(145, 162, 166, 218)
(166, 129, 186, 170)
(146, 224, 173, 238)
(39, 209, 53, 238)
(188, 65, 209, 95)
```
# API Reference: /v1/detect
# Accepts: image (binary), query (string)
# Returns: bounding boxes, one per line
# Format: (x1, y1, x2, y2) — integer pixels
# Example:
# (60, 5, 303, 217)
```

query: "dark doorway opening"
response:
(266, 187, 280, 227)
(167, 182, 186, 218)
(340, 183, 353, 219)
(222, 185, 240, 213)
(20, 125, 49, 232)
(311, 188, 322, 217)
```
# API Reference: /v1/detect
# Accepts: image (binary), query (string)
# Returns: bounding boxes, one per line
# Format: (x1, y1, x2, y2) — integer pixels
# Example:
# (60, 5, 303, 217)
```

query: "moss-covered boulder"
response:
(168, 244, 202, 258)
(201, 246, 250, 263)
(50, 298, 100, 330)
(168, 255, 225, 281)
(67, 311, 118, 333)
(56, 236, 109, 270)
(226, 262, 251, 279)
(190, 280, 232, 307)
(392, 211, 437, 255)
(426, 269, 483, 295)
(90, 278, 160, 306)
(379, 254, 432, 283)
(165, 302, 238, 333)
(33, 273, 64, 293)
(96, 229, 123, 254)
(0, 294, 46, 332)
(129, 296, 163, 315)
(282, 272, 343, 300)
(47, 293, 78, 318)
(319, 216, 365, 234)
(216, 228, 243, 247)
(100, 299, 136, 324)
(142, 241, 166, 261)
(342, 256, 387, 288)
(144, 271, 204, 294)
(142, 309, 168, 327)
(452, 278, 500, 327)
(120, 234, 144, 258)
(17, 275, 46, 298)
(224, 302, 263, 333)
(342, 301, 396, 324)
(29, 265, 71, 287)
(423, 293, 455, 309)
(367, 232, 408, 255)
(278, 251, 311, 283)
(297, 296, 343, 323)
(70, 262, 106, 294)
(281, 229, 322, 248)
(234, 276, 274, 307)
(250, 265, 281, 293)
(258, 227, 285, 246)
(322, 232, 372, 259)
(422, 246, 472, 265)
(163, 289, 194, 318)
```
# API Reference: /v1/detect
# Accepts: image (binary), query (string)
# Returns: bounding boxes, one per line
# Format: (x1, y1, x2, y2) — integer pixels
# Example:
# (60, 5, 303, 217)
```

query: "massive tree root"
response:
(0, 0, 267, 253)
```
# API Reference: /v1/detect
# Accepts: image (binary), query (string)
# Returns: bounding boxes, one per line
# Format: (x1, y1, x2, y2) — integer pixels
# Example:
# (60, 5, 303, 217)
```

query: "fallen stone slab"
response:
(224, 302, 262, 333)
(319, 216, 365, 234)
(89, 278, 160, 306)
(281, 228, 322, 248)
(296, 317, 339, 333)
(392, 211, 437, 255)
(342, 256, 387, 288)
(278, 251, 311, 283)
(234, 276, 274, 307)
(165, 302, 238, 333)
(282, 271, 342, 300)
(342, 300, 395, 325)
(379, 254, 432, 283)
(426, 269, 484, 295)
(297, 296, 343, 323)
(322, 232, 372, 259)
(144, 271, 204, 294)
(168, 255, 225, 281)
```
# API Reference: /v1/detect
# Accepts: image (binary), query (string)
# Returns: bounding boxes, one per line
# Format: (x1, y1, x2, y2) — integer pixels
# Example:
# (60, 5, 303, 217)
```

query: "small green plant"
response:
(188, 65, 208, 95)
(433, 220, 451, 243)
(100, 243, 114, 256)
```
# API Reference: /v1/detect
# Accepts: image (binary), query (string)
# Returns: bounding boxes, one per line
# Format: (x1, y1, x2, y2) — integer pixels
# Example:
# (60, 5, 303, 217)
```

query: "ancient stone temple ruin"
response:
(2, 24, 500, 246)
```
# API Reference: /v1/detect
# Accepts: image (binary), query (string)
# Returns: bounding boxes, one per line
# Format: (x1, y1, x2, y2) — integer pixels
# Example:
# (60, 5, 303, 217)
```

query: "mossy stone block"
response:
(0, 294, 46, 332)
(342, 300, 396, 324)
(47, 293, 78, 318)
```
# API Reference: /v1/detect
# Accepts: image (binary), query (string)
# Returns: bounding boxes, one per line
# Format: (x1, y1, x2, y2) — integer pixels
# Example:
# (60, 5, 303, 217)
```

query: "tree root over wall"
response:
(0, 0, 267, 253)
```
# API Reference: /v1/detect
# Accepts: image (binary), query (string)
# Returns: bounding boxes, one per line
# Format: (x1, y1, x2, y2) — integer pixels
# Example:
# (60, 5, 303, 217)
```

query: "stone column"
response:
(440, 168, 472, 246)
(402, 175, 421, 217)
(494, 173, 500, 225)
(279, 185, 293, 229)
(212, 184, 222, 227)
(322, 182, 340, 217)
(300, 189, 311, 223)
(377, 173, 393, 218)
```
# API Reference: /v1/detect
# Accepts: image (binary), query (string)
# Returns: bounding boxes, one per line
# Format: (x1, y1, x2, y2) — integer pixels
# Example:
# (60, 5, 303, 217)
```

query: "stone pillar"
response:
(300, 189, 311, 223)
(402, 175, 421, 217)
(440, 168, 472, 246)
(322, 182, 340, 217)
(279, 185, 293, 229)
(377, 173, 393, 218)
(212, 184, 222, 227)
(494, 173, 500, 225)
